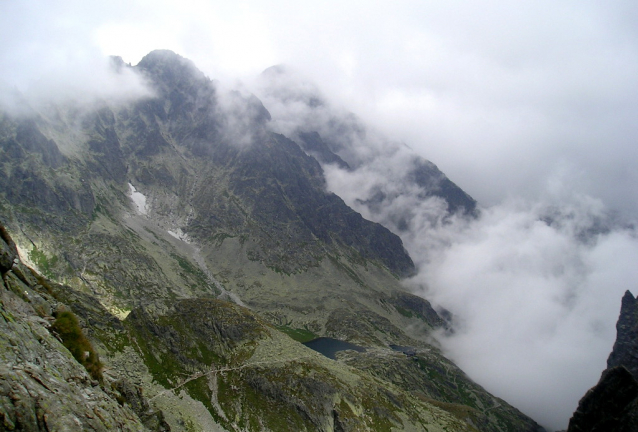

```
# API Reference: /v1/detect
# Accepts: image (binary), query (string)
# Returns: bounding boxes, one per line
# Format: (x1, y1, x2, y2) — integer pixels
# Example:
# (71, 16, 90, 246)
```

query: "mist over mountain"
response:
(252, 63, 638, 431)
(2, 1, 638, 430)
(0, 50, 550, 431)
(0, 42, 635, 430)
(0, 38, 635, 430)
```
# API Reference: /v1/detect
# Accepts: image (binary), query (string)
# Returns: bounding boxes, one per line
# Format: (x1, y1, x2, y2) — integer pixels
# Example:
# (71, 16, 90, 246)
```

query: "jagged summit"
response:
(408, 156, 478, 216)
(607, 290, 638, 376)
(567, 290, 638, 432)
(137, 49, 208, 85)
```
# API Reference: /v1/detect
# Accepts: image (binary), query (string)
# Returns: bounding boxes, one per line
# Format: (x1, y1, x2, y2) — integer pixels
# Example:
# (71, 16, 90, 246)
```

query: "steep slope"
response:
(0, 50, 543, 431)
(0, 224, 154, 431)
(606, 290, 638, 376)
(567, 291, 638, 432)
(256, 64, 478, 224)
(134, 50, 414, 277)
(0, 220, 538, 431)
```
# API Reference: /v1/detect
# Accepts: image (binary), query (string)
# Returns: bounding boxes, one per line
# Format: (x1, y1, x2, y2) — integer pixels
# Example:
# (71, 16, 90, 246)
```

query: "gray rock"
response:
(568, 366, 638, 432)
(0, 224, 150, 431)
(567, 291, 638, 432)
(0, 226, 17, 273)
(607, 290, 638, 378)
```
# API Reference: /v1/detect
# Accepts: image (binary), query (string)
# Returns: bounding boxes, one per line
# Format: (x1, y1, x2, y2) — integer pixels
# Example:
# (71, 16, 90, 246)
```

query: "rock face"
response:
(567, 291, 638, 432)
(567, 367, 638, 432)
(607, 291, 638, 376)
(0, 50, 544, 431)
(0, 223, 151, 431)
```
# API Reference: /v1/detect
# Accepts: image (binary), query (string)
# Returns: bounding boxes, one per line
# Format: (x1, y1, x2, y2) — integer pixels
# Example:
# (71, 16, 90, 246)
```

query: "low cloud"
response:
(326, 156, 638, 430)
(283, 76, 638, 429)
(411, 199, 638, 431)
(0, 58, 152, 116)
(0, 1, 152, 115)
(214, 86, 272, 148)
(252, 65, 387, 167)
(256, 60, 638, 429)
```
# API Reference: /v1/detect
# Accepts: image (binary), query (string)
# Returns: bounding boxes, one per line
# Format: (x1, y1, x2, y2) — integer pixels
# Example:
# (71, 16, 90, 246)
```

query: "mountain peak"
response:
(137, 49, 208, 90)
(260, 64, 288, 77)
(621, 289, 636, 306)
(138, 49, 188, 66)
(0, 50, 542, 432)
(607, 290, 638, 376)
(567, 291, 638, 431)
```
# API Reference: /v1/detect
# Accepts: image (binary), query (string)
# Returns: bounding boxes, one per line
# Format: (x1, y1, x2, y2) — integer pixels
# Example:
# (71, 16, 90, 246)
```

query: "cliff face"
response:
(0, 50, 543, 431)
(607, 291, 638, 376)
(567, 291, 638, 432)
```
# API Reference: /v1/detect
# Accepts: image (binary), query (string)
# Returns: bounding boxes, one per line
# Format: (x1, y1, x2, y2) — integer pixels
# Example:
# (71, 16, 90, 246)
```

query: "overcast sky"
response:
(2, 1, 638, 430)
(3, 0, 638, 213)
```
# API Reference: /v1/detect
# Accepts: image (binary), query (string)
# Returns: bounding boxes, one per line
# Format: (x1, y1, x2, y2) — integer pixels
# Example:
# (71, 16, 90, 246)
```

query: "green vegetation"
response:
(396, 305, 414, 318)
(212, 232, 233, 245)
(51, 311, 103, 381)
(276, 325, 318, 343)
(91, 202, 105, 220)
(170, 252, 208, 281)
(28, 246, 58, 278)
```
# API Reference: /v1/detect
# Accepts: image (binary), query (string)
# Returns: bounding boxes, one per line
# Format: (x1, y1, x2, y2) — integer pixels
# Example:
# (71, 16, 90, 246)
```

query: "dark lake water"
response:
(303, 337, 366, 359)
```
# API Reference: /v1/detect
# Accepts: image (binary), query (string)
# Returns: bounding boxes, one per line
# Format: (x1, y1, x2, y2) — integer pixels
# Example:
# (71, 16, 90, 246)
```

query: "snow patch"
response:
(167, 228, 191, 244)
(128, 183, 148, 215)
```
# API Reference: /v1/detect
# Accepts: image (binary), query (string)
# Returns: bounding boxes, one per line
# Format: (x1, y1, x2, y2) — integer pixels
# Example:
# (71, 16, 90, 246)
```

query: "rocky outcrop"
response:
(607, 290, 638, 376)
(390, 291, 447, 329)
(567, 291, 638, 432)
(408, 157, 478, 217)
(257, 63, 478, 221)
(0, 224, 151, 431)
(0, 224, 17, 273)
(568, 366, 638, 432)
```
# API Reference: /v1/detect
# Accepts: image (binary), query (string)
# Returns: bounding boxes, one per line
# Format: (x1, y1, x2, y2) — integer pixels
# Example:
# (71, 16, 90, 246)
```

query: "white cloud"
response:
(308, 83, 638, 429)
(5, 1, 637, 211)
(326, 145, 638, 429)
(0, 0, 152, 112)
(408, 199, 638, 430)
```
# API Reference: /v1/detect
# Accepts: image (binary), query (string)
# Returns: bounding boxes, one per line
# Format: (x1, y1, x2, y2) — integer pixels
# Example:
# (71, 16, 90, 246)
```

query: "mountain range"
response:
(0, 49, 551, 431)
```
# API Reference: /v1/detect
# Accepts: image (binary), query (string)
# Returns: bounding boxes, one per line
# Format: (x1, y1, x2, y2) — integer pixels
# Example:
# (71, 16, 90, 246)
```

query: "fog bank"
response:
(325, 158, 638, 430)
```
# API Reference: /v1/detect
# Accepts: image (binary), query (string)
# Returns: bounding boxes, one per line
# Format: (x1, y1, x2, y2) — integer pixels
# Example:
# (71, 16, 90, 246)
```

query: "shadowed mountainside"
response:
(567, 291, 638, 432)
